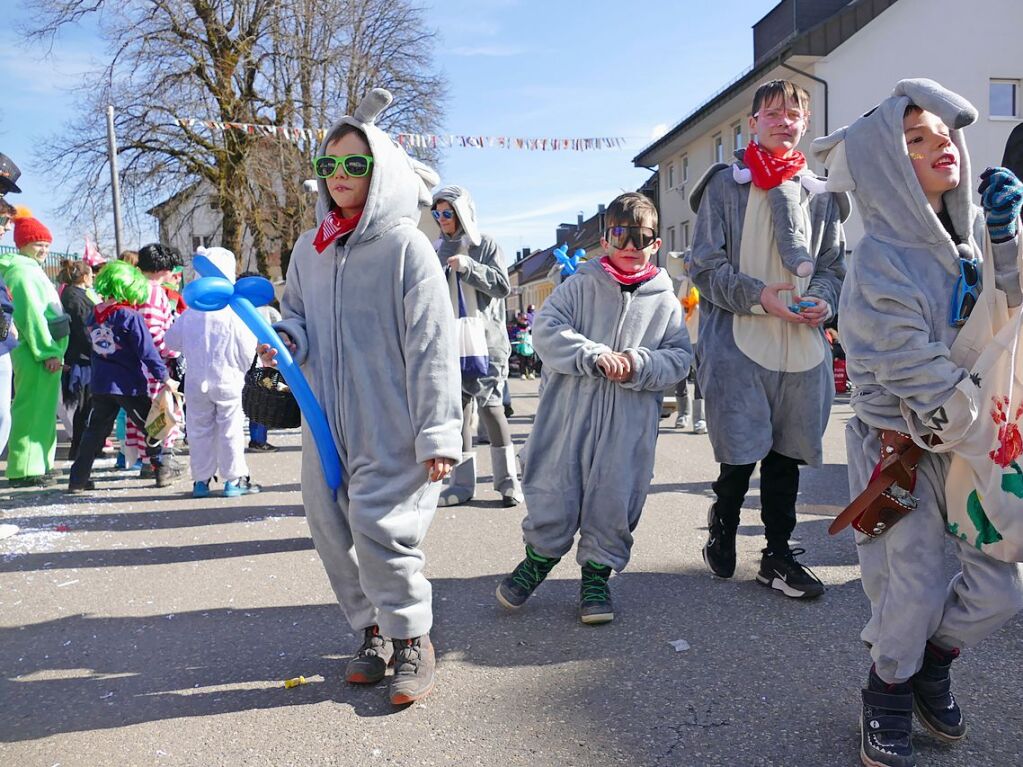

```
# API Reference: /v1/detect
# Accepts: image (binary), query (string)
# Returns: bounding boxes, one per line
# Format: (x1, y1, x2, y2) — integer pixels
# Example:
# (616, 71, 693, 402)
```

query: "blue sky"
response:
(1, 0, 779, 262)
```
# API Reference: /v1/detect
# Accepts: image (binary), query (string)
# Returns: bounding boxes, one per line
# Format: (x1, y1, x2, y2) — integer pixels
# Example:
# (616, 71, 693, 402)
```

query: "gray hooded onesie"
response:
(688, 150, 848, 468)
(275, 89, 463, 640)
(521, 260, 691, 570)
(812, 79, 1023, 682)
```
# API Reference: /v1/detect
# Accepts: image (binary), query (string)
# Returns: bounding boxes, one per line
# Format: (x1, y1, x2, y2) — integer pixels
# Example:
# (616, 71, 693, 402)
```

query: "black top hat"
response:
(0, 153, 23, 195)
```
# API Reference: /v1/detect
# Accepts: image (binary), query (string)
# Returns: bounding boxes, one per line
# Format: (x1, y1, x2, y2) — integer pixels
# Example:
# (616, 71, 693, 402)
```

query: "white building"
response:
(634, 0, 1023, 279)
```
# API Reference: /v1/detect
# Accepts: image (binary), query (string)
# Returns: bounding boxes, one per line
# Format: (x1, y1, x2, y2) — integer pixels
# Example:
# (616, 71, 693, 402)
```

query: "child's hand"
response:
(791, 295, 829, 328)
(759, 283, 806, 323)
(979, 167, 1023, 243)
(597, 352, 632, 382)
(43, 357, 62, 373)
(446, 255, 470, 273)
(424, 457, 455, 482)
(257, 332, 296, 367)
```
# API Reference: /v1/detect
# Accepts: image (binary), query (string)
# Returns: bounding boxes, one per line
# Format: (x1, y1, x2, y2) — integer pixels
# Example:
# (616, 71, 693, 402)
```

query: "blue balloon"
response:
(553, 244, 585, 276)
(183, 256, 343, 493)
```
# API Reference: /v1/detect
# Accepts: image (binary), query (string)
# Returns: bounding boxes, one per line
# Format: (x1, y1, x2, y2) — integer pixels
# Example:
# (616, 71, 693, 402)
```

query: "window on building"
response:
(681, 221, 691, 250)
(732, 123, 744, 152)
(191, 235, 214, 251)
(991, 79, 1020, 118)
(667, 226, 676, 252)
(713, 134, 723, 164)
(681, 155, 689, 184)
(667, 162, 675, 189)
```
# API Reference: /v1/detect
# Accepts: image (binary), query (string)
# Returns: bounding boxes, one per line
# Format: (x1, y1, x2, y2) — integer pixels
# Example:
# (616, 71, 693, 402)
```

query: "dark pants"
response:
(70, 394, 163, 485)
(711, 449, 799, 554)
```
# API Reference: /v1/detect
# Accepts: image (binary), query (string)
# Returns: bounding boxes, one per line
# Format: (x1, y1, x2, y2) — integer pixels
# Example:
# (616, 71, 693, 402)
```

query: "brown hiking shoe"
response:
(344, 625, 393, 685)
(389, 634, 435, 705)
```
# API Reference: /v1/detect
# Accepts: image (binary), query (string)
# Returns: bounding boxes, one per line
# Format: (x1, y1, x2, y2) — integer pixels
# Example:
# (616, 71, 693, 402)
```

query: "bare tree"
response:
(24, 0, 446, 270)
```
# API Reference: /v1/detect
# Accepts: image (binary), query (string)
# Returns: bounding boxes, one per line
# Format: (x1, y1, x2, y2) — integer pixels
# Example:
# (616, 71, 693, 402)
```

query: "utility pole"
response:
(105, 105, 124, 257)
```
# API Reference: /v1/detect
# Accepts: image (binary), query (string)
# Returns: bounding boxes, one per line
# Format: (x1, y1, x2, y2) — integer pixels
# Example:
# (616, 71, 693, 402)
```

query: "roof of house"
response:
(633, 0, 899, 166)
(145, 182, 202, 218)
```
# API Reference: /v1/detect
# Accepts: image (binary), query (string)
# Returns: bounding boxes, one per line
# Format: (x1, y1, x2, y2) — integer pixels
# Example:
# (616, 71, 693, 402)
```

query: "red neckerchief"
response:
(313, 209, 363, 253)
(94, 300, 135, 324)
(743, 141, 806, 190)
(599, 256, 660, 286)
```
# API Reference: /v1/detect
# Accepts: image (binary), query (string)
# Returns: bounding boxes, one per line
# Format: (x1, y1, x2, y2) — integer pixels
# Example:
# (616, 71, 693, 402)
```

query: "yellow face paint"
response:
(909, 152, 925, 160)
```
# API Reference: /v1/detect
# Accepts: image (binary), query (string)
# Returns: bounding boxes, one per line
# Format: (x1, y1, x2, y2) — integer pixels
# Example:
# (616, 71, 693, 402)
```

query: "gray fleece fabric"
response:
(813, 78, 1023, 681)
(275, 89, 462, 639)
(521, 259, 691, 571)
(688, 150, 847, 467)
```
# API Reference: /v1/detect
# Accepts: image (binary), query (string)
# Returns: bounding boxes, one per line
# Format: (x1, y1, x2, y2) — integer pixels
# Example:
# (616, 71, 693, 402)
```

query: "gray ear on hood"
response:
(810, 127, 855, 195)
(353, 88, 393, 125)
(891, 79, 978, 129)
(408, 157, 439, 210)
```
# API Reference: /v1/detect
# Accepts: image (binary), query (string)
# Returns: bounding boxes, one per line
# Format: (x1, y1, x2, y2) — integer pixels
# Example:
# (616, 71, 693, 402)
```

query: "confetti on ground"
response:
(56, 580, 80, 588)
(668, 639, 690, 652)
(283, 675, 307, 688)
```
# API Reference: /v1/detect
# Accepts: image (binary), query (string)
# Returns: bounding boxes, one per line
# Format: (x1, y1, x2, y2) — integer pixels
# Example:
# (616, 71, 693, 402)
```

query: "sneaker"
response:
(9, 474, 56, 488)
(911, 644, 967, 741)
(496, 545, 561, 609)
(693, 419, 708, 434)
(345, 625, 394, 685)
(139, 463, 156, 480)
(579, 561, 614, 624)
(389, 634, 436, 705)
(504, 404, 514, 418)
(702, 504, 736, 578)
(675, 413, 691, 430)
(192, 480, 211, 498)
(756, 547, 824, 599)
(66, 480, 96, 494)
(224, 476, 262, 497)
(862, 673, 916, 767)
(154, 462, 185, 488)
(115, 452, 128, 470)
(247, 441, 278, 453)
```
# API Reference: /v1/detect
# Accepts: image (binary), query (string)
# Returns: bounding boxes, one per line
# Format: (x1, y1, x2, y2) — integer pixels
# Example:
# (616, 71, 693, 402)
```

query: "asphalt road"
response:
(1, 378, 1021, 767)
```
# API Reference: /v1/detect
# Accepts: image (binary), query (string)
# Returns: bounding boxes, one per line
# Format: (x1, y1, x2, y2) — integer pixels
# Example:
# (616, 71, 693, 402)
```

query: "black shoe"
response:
(389, 634, 435, 705)
(9, 474, 56, 488)
(247, 441, 278, 453)
(579, 561, 614, 625)
(154, 462, 185, 488)
(911, 644, 967, 741)
(344, 625, 393, 685)
(139, 463, 157, 480)
(702, 504, 736, 578)
(862, 673, 916, 767)
(756, 547, 824, 599)
(66, 480, 96, 494)
(504, 404, 514, 418)
(496, 545, 561, 609)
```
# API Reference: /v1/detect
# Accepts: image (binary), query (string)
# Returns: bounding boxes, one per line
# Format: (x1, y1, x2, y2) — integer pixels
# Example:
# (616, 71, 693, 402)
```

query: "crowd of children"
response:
(3, 75, 1023, 767)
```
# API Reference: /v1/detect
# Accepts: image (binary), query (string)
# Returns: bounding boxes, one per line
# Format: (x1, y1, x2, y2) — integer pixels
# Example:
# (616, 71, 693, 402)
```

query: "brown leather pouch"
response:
(829, 430, 929, 539)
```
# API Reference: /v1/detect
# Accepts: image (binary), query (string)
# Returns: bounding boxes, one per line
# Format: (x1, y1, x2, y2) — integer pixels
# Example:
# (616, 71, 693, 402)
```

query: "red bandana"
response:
(313, 209, 363, 253)
(743, 141, 807, 190)
(94, 301, 135, 324)
(599, 256, 660, 286)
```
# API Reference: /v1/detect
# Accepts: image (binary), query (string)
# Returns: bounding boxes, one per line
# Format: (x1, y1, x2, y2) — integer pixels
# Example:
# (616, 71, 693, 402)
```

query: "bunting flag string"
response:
(174, 118, 627, 151)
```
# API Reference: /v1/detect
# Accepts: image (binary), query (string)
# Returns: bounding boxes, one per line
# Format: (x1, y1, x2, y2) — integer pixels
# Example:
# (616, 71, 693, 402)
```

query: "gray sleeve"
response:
(990, 235, 1022, 309)
(802, 194, 847, 313)
(275, 233, 311, 366)
(459, 237, 511, 299)
(622, 301, 692, 392)
(532, 281, 613, 377)
(404, 245, 464, 464)
(690, 174, 766, 315)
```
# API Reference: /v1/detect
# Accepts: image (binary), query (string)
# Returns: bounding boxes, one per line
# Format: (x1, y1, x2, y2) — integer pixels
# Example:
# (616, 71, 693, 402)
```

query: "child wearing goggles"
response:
(814, 78, 1023, 767)
(496, 192, 691, 626)
(258, 88, 461, 707)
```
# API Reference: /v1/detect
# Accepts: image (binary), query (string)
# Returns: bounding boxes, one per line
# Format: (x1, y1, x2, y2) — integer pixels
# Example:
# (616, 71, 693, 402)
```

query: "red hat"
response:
(12, 207, 53, 249)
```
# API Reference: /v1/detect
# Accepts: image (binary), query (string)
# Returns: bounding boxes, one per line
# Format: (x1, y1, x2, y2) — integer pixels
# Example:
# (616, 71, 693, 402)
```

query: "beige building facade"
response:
(636, 0, 1023, 277)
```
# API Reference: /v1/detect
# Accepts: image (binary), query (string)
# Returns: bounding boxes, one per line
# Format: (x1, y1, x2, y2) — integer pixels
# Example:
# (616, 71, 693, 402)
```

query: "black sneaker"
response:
(496, 545, 561, 609)
(756, 547, 824, 599)
(389, 634, 435, 705)
(504, 404, 514, 418)
(344, 625, 393, 685)
(154, 462, 185, 488)
(702, 504, 736, 578)
(579, 561, 613, 625)
(862, 672, 915, 767)
(247, 441, 278, 453)
(66, 480, 96, 494)
(911, 644, 967, 741)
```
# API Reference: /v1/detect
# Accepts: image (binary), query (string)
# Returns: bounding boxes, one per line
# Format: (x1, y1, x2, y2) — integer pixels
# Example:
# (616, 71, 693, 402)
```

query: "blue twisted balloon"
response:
(183, 256, 343, 493)
(553, 244, 585, 276)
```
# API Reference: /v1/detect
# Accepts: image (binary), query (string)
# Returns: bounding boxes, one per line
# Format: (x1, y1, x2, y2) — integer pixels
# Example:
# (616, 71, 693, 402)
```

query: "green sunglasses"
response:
(314, 154, 374, 179)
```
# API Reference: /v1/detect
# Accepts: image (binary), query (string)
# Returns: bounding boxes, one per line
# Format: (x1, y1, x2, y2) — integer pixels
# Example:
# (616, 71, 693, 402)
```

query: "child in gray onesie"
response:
(495, 192, 691, 625)
(813, 79, 1023, 767)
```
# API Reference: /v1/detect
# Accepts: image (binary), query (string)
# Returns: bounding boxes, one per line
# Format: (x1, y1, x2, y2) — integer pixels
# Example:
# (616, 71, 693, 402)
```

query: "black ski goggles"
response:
(313, 154, 374, 178)
(604, 225, 657, 250)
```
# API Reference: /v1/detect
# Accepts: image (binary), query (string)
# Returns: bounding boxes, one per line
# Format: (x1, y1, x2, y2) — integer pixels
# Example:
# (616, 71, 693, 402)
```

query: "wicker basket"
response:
(242, 362, 302, 429)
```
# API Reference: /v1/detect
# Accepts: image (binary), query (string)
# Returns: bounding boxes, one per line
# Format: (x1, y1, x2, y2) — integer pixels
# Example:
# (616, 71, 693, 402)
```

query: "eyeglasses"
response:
(605, 225, 657, 250)
(753, 108, 810, 124)
(313, 154, 374, 179)
(432, 210, 456, 221)
(949, 257, 980, 327)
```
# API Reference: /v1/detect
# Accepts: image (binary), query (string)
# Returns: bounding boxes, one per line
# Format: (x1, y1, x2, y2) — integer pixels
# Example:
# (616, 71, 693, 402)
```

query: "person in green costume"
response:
(2, 209, 69, 486)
